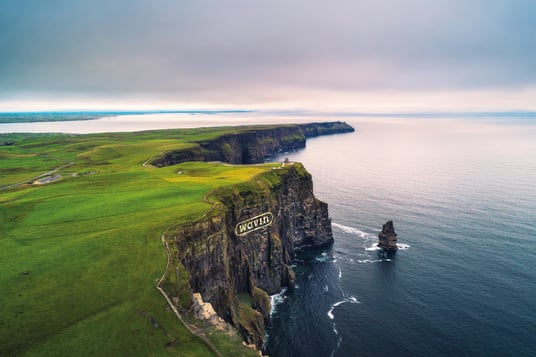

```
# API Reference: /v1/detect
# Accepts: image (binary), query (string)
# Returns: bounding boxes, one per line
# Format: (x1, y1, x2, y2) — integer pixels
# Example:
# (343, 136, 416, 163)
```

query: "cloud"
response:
(1, 0, 535, 109)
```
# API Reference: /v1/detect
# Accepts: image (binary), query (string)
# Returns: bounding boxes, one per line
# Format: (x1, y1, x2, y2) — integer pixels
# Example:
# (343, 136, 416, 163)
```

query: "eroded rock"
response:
(378, 220, 398, 250)
(167, 163, 333, 348)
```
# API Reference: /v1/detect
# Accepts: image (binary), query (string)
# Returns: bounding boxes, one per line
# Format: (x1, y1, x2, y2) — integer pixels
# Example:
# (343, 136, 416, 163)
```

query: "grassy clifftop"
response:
(1, 127, 279, 356)
(0, 122, 351, 355)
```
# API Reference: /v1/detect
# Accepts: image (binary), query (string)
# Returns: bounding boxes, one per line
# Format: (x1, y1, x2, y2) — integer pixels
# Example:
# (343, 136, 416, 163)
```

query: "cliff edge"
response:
(162, 163, 332, 348)
(150, 121, 354, 166)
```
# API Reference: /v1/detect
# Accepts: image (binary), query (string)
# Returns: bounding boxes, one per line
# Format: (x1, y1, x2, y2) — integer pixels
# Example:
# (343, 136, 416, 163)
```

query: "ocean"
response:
(265, 117, 536, 356)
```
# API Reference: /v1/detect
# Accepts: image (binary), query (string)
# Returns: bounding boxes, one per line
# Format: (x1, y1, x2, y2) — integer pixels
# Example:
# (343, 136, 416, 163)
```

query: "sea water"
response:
(265, 117, 536, 356)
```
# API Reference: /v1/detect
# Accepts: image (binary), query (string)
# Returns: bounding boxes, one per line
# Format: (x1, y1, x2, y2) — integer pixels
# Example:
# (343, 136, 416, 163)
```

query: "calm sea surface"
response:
(3, 115, 535, 356)
(265, 118, 536, 357)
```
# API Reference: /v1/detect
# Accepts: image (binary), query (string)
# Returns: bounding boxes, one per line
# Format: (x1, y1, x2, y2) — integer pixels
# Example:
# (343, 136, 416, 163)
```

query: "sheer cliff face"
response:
(167, 164, 333, 347)
(153, 126, 306, 166)
(150, 121, 354, 167)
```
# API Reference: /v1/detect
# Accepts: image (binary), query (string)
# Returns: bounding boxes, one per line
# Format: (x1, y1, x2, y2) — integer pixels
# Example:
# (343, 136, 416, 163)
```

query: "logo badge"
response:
(235, 212, 274, 236)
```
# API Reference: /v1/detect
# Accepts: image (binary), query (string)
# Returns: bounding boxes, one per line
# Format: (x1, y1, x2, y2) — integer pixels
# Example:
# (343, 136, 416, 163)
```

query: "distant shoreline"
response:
(0, 110, 253, 124)
(2, 110, 536, 124)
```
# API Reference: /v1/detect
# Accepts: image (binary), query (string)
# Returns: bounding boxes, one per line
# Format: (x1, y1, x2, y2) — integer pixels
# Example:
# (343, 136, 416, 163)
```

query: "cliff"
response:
(163, 163, 333, 348)
(150, 121, 354, 166)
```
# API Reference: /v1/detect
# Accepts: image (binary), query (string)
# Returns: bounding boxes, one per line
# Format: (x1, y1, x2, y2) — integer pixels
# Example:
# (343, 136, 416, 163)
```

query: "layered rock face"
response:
(166, 164, 333, 348)
(378, 220, 398, 250)
(151, 121, 354, 167)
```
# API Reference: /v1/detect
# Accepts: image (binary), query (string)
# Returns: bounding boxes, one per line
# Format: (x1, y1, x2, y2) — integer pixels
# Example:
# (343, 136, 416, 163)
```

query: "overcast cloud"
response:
(1, 0, 535, 110)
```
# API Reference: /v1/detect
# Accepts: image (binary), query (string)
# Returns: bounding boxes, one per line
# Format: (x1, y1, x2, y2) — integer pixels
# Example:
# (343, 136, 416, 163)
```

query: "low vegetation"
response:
(0, 127, 279, 356)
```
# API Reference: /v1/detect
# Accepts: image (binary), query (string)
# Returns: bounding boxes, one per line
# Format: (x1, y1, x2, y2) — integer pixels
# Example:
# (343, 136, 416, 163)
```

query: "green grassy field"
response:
(0, 128, 274, 356)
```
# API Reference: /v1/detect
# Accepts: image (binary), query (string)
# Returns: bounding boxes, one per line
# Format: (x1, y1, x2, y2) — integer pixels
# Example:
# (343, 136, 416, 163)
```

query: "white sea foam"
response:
(357, 259, 383, 263)
(327, 307, 335, 319)
(397, 243, 410, 250)
(327, 296, 360, 320)
(338, 266, 342, 279)
(315, 252, 334, 262)
(332, 222, 373, 239)
(358, 258, 393, 264)
(365, 243, 382, 251)
(269, 288, 287, 316)
(324, 285, 329, 292)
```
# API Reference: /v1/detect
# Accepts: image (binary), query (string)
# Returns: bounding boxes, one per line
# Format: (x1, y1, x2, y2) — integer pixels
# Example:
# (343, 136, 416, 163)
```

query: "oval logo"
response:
(235, 212, 274, 236)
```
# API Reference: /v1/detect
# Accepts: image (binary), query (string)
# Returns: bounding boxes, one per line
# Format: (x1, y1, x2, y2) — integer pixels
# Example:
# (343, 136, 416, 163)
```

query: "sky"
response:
(1, 0, 536, 112)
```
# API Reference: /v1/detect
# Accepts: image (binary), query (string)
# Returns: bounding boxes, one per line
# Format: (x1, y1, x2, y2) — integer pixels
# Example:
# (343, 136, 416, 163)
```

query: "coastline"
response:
(0, 122, 353, 356)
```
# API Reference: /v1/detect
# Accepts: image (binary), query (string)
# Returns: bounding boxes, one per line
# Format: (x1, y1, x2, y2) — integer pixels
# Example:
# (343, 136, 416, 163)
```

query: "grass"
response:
(0, 127, 281, 356)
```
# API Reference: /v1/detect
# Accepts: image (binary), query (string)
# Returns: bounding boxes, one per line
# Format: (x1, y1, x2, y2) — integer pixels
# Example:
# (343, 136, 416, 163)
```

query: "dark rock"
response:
(378, 220, 398, 250)
(150, 122, 354, 167)
(166, 163, 333, 348)
(298, 121, 355, 138)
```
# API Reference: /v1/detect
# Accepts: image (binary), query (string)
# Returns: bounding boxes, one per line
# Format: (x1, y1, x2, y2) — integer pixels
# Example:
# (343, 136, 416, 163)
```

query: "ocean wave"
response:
(269, 288, 287, 316)
(332, 222, 374, 239)
(327, 295, 360, 320)
(357, 258, 393, 263)
(358, 259, 382, 263)
(315, 251, 335, 262)
(397, 243, 410, 250)
(365, 243, 382, 251)
(328, 295, 359, 357)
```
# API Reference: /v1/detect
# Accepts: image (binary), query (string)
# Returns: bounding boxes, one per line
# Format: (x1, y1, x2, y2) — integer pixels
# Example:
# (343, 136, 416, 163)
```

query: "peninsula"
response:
(0, 121, 353, 356)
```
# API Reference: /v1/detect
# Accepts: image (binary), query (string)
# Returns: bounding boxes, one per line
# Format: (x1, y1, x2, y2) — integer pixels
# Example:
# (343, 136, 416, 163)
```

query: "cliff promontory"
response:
(150, 121, 354, 166)
(163, 163, 333, 348)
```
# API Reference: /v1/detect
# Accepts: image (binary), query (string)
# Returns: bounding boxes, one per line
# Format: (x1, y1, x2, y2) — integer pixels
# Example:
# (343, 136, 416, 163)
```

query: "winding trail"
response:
(150, 160, 225, 357)
(156, 234, 224, 357)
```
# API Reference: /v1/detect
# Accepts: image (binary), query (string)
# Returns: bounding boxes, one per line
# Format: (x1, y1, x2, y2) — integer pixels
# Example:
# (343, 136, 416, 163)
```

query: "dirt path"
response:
(148, 153, 224, 356)
(156, 234, 224, 357)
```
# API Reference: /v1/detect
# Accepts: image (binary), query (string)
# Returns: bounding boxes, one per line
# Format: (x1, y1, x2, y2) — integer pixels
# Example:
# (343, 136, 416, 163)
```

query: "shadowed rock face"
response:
(150, 121, 354, 167)
(166, 164, 332, 348)
(378, 220, 398, 250)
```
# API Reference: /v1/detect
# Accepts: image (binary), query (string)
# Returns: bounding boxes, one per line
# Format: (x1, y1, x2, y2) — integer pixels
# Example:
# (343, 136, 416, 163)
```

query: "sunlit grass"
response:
(0, 128, 277, 356)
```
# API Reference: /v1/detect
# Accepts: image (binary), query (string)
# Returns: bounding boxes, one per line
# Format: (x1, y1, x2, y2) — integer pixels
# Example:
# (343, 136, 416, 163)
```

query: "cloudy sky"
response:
(1, 0, 535, 111)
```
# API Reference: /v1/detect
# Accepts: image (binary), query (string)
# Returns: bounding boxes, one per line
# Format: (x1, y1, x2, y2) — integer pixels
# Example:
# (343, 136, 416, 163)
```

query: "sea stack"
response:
(378, 220, 398, 250)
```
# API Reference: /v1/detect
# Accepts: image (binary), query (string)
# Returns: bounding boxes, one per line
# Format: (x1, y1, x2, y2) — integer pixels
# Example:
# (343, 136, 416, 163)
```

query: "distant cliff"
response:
(150, 121, 354, 166)
(162, 163, 333, 348)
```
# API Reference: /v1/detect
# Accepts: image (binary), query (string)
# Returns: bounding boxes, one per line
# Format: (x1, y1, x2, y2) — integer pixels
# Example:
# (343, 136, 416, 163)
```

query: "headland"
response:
(0, 121, 353, 355)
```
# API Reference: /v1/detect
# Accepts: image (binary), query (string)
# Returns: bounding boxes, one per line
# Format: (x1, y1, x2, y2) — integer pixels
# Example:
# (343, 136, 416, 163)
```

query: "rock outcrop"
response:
(191, 293, 234, 332)
(164, 163, 333, 348)
(150, 121, 354, 167)
(378, 220, 398, 250)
